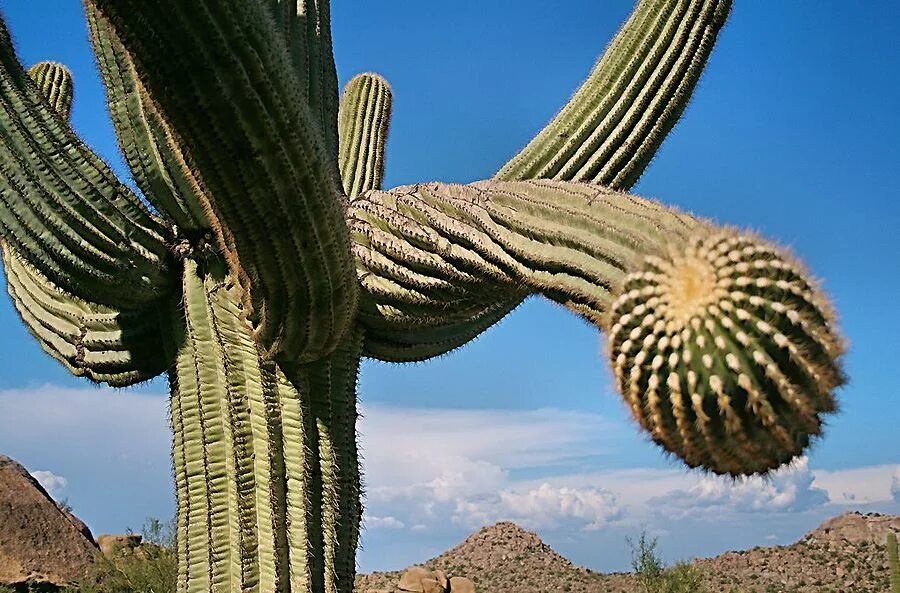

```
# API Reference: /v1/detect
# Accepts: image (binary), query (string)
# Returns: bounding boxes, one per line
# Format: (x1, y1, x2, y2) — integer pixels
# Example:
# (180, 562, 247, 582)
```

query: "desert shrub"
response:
(628, 531, 708, 593)
(70, 518, 176, 593)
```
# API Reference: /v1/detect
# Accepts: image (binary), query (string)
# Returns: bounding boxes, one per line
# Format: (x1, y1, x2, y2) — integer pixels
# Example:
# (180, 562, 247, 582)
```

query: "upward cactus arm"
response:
(27, 62, 72, 120)
(0, 19, 170, 307)
(91, 0, 358, 362)
(351, 180, 844, 476)
(85, 3, 211, 232)
(338, 73, 393, 199)
(497, 0, 732, 188)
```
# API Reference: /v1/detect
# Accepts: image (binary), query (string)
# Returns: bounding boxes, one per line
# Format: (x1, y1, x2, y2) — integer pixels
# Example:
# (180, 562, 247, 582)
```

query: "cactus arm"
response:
(84, 3, 210, 231)
(26, 62, 72, 119)
(338, 73, 393, 199)
(0, 20, 170, 307)
(380, 0, 733, 362)
(2, 243, 168, 386)
(496, 0, 732, 188)
(91, 0, 358, 362)
(0, 60, 171, 386)
(351, 180, 844, 476)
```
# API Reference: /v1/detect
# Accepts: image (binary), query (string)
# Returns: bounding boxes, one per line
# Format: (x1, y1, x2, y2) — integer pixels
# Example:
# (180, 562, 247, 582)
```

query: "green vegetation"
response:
(74, 520, 176, 593)
(0, 1, 845, 592)
(629, 532, 707, 593)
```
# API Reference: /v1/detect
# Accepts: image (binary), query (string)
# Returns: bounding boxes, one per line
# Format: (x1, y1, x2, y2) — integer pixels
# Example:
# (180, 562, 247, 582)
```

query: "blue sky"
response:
(0, 0, 898, 573)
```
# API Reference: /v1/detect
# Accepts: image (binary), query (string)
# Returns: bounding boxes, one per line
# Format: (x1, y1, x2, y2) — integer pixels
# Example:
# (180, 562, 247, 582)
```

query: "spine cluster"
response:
(607, 231, 843, 474)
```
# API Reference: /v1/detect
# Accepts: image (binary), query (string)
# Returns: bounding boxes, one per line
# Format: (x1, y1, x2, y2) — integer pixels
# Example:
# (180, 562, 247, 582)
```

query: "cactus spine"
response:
(0, 1, 845, 593)
(338, 73, 393, 200)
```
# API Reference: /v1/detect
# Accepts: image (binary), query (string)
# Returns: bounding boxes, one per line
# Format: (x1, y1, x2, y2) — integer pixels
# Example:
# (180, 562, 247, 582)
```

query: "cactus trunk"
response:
(168, 258, 362, 593)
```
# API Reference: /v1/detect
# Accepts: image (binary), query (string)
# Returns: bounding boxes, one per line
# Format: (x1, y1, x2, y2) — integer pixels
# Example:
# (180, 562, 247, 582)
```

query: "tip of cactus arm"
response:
(605, 228, 846, 477)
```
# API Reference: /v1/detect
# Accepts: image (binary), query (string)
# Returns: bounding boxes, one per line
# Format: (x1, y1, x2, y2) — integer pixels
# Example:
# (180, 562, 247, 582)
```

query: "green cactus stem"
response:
(2, 243, 167, 385)
(350, 180, 842, 474)
(338, 73, 393, 200)
(168, 257, 363, 593)
(85, 5, 211, 232)
(87, 0, 358, 362)
(497, 0, 732, 189)
(27, 61, 72, 119)
(0, 0, 846, 592)
(0, 57, 167, 386)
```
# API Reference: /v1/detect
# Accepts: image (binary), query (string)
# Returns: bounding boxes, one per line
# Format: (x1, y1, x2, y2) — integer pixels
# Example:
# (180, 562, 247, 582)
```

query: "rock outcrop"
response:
(0, 455, 97, 588)
(803, 511, 900, 545)
(356, 514, 900, 593)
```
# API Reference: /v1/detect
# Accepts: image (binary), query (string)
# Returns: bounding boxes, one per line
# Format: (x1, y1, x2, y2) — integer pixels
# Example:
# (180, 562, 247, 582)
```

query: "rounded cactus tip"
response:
(607, 230, 845, 477)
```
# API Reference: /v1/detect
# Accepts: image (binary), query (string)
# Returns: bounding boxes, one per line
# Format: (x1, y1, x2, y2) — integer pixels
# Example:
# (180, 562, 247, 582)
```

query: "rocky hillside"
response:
(356, 512, 899, 593)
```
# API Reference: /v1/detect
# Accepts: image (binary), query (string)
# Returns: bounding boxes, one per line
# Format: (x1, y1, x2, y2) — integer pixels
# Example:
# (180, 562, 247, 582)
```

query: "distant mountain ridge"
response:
(356, 512, 899, 593)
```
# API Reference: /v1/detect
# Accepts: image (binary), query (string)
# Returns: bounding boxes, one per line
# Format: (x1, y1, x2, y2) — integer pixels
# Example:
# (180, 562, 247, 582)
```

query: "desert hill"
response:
(356, 512, 899, 593)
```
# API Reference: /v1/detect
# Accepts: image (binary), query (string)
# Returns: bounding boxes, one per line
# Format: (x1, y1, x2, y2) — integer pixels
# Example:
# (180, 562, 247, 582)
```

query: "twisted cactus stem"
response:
(0, 1, 847, 592)
(351, 180, 842, 475)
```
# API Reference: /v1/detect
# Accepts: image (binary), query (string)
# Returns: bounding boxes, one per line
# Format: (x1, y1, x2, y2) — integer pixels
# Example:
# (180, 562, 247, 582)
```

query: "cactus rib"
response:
(338, 73, 393, 199)
(0, 23, 170, 306)
(497, 0, 732, 188)
(90, 0, 358, 362)
(351, 180, 844, 474)
(85, 3, 211, 231)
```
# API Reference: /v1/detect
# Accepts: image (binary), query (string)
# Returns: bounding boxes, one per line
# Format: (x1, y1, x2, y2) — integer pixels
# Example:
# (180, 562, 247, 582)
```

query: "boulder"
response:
(0, 455, 97, 587)
(449, 576, 476, 593)
(399, 566, 437, 592)
(432, 569, 449, 590)
(97, 534, 143, 556)
(421, 577, 445, 593)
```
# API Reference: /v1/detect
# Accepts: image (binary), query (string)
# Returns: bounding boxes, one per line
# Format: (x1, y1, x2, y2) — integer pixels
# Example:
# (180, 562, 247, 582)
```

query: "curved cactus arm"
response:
(269, 0, 341, 161)
(338, 73, 393, 199)
(497, 0, 732, 188)
(2, 243, 168, 386)
(0, 20, 170, 307)
(0, 59, 171, 387)
(351, 180, 844, 476)
(27, 62, 72, 119)
(91, 0, 358, 362)
(84, 3, 210, 232)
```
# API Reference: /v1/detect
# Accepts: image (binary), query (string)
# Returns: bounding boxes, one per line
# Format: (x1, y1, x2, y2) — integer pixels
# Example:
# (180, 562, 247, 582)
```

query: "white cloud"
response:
(454, 482, 622, 531)
(358, 405, 624, 532)
(647, 458, 829, 518)
(812, 464, 900, 505)
(31, 469, 67, 497)
(365, 516, 405, 530)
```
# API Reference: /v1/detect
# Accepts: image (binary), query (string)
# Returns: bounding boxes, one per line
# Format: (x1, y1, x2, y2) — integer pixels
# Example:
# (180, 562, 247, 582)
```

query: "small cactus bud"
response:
(607, 230, 844, 475)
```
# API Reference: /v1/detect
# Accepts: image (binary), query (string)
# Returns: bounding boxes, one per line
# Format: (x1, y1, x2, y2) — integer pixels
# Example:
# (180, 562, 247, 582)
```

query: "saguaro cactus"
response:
(0, 1, 844, 593)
